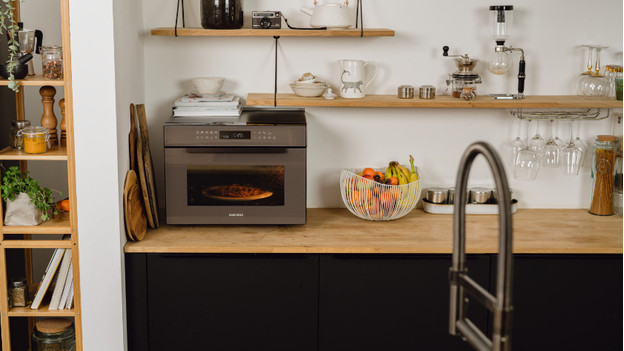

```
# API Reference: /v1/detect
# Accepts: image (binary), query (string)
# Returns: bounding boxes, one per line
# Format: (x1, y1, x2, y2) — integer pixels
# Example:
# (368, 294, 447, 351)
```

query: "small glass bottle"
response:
(8, 278, 28, 307)
(9, 119, 31, 150)
(589, 135, 618, 215)
(41, 45, 63, 80)
(459, 86, 476, 101)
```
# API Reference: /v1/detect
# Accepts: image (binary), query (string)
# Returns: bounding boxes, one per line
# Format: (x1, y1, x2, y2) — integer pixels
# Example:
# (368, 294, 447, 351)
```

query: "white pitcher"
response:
(339, 59, 377, 98)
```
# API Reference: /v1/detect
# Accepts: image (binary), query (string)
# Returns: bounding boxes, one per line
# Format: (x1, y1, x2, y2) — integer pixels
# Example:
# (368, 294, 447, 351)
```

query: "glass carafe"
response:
(201, 0, 243, 29)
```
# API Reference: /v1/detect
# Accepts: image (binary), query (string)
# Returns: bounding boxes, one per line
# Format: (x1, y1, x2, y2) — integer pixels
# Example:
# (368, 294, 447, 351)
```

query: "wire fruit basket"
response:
(340, 168, 421, 221)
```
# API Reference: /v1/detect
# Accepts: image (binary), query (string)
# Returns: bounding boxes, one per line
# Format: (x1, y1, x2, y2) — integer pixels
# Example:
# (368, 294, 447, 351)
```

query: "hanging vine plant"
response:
(0, 0, 22, 92)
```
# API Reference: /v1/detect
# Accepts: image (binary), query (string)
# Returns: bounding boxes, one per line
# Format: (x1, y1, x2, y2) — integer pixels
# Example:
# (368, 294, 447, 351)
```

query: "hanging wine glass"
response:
(528, 120, 546, 157)
(506, 119, 526, 170)
(561, 120, 583, 175)
(542, 120, 561, 168)
(572, 119, 587, 165)
(514, 119, 540, 181)
(552, 120, 565, 148)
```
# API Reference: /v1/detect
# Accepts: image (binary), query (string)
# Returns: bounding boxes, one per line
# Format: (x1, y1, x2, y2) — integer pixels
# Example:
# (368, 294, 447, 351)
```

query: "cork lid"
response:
(36, 318, 73, 334)
(597, 135, 618, 142)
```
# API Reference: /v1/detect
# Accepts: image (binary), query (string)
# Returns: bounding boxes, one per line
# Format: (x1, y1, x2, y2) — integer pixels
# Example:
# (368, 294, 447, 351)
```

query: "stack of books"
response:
(173, 93, 242, 118)
(30, 235, 74, 311)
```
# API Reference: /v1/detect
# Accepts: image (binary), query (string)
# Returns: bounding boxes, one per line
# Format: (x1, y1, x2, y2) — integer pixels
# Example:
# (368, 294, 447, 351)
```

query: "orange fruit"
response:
(362, 167, 376, 178)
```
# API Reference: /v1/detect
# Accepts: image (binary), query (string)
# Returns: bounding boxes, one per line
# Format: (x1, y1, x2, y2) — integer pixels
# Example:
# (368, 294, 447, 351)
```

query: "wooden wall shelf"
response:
(151, 27, 395, 37)
(8, 305, 75, 317)
(1, 212, 71, 235)
(0, 146, 68, 161)
(246, 94, 624, 109)
(0, 75, 64, 86)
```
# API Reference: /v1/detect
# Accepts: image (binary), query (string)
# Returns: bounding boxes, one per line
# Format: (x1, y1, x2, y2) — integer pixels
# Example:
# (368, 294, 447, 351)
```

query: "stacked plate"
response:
(290, 72, 328, 97)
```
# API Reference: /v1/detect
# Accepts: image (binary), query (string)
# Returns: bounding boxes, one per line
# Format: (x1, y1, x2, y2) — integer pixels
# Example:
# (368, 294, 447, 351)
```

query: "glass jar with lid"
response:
(8, 277, 28, 307)
(41, 45, 63, 79)
(19, 126, 49, 154)
(9, 119, 31, 150)
(589, 135, 618, 215)
(32, 318, 76, 351)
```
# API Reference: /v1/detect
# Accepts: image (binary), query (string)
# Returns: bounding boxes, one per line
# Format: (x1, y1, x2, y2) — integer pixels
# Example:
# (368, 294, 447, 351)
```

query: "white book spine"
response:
(49, 249, 72, 310)
(30, 248, 65, 309)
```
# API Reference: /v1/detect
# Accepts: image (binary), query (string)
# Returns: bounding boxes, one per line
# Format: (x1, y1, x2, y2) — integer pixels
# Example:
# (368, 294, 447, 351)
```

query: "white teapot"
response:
(300, 0, 352, 30)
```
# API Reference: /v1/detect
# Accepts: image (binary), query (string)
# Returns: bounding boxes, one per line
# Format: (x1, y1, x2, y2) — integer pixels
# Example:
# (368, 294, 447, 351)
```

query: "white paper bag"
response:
(4, 192, 42, 226)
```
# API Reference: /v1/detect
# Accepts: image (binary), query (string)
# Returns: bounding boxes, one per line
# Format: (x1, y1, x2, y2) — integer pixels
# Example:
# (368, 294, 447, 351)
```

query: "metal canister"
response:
(398, 85, 415, 99)
(491, 188, 513, 203)
(469, 187, 492, 204)
(419, 85, 436, 99)
(426, 187, 448, 204)
(9, 120, 31, 150)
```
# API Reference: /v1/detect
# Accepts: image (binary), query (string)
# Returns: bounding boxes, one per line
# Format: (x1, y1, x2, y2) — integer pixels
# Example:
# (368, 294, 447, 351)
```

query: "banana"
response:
(385, 164, 394, 180)
(394, 165, 409, 185)
(396, 163, 412, 181)
(409, 155, 419, 183)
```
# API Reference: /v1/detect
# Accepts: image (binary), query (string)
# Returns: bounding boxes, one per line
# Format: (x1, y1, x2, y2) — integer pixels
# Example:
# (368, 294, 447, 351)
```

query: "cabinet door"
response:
(512, 254, 623, 350)
(319, 254, 490, 351)
(146, 253, 318, 351)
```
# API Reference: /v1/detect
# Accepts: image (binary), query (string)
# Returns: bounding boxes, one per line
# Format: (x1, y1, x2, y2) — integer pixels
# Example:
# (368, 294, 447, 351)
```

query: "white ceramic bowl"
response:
(192, 77, 225, 94)
(340, 168, 421, 221)
(290, 83, 328, 97)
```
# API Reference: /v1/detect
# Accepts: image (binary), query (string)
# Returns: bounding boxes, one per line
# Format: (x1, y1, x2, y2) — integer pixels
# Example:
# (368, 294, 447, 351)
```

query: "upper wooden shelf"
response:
(246, 94, 624, 108)
(0, 146, 68, 161)
(8, 305, 75, 317)
(151, 27, 395, 37)
(124, 208, 623, 254)
(2, 212, 71, 235)
(0, 74, 65, 87)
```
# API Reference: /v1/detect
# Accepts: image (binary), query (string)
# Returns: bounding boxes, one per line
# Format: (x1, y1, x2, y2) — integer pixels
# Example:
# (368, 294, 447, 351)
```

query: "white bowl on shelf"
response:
(340, 168, 421, 221)
(192, 77, 225, 94)
(290, 83, 328, 97)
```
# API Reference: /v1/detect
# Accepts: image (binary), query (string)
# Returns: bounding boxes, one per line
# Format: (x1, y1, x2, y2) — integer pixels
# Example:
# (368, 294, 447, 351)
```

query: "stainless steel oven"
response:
(164, 108, 306, 225)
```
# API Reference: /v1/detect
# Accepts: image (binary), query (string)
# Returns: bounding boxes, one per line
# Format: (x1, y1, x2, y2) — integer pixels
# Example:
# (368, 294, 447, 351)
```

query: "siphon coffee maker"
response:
(17, 26, 43, 76)
(443, 46, 482, 98)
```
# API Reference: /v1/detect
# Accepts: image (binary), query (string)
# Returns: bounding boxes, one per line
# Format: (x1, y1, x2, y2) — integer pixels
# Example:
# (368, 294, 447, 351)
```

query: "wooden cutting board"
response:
(136, 104, 159, 228)
(129, 104, 137, 171)
(123, 170, 146, 241)
(136, 130, 155, 229)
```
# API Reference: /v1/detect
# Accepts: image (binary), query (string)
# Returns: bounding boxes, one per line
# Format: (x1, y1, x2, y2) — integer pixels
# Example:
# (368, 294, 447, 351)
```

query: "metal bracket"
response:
(510, 108, 611, 121)
(273, 36, 280, 107)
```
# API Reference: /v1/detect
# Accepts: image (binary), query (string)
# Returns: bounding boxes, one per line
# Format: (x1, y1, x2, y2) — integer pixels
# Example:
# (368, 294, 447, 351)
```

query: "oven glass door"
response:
(165, 147, 306, 224)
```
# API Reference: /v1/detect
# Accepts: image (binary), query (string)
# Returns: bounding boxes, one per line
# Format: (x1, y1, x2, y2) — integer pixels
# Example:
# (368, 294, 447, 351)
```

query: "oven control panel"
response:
(165, 125, 306, 147)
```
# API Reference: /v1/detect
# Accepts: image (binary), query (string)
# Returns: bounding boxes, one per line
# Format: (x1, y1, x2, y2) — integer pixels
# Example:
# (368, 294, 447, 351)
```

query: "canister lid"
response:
(9, 278, 26, 287)
(11, 120, 31, 128)
(36, 318, 73, 334)
(597, 135, 617, 142)
(21, 126, 48, 136)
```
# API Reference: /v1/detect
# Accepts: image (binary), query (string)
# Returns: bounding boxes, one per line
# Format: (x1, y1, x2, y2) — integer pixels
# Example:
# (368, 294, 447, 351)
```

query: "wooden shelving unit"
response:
(246, 93, 624, 108)
(151, 27, 395, 37)
(0, 0, 83, 350)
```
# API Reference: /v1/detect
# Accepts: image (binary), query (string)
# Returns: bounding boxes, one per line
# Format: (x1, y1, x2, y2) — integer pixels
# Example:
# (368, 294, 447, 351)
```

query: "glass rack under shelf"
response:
(510, 108, 612, 121)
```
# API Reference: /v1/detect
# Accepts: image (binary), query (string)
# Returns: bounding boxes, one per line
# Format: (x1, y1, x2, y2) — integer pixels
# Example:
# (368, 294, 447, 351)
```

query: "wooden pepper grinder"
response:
(59, 98, 66, 147)
(40, 86, 58, 146)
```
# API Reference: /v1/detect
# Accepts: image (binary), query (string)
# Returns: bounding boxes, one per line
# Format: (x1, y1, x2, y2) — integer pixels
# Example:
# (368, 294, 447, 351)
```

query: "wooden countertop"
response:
(124, 209, 623, 254)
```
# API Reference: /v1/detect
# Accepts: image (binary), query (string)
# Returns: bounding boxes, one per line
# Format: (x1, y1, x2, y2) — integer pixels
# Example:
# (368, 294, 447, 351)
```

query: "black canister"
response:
(201, 0, 243, 29)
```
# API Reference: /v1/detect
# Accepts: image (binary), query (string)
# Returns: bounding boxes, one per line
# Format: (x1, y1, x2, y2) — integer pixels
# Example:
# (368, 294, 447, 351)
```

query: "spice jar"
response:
(9, 120, 31, 150)
(426, 187, 448, 204)
(469, 187, 492, 204)
(42, 46, 63, 80)
(460, 86, 476, 101)
(32, 318, 76, 351)
(589, 135, 618, 216)
(8, 278, 28, 307)
(20, 126, 49, 154)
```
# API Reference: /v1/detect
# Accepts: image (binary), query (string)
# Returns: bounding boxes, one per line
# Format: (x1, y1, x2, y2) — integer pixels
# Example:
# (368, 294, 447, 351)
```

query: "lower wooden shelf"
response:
(0, 146, 68, 161)
(246, 93, 624, 109)
(8, 305, 75, 317)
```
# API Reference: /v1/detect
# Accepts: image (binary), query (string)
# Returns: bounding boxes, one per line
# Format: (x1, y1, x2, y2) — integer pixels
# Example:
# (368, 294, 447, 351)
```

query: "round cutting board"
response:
(123, 170, 146, 241)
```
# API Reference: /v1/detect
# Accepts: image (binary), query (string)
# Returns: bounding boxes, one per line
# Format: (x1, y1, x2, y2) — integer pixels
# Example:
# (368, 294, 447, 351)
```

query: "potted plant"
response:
(1, 165, 60, 225)
(1, 0, 23, 91)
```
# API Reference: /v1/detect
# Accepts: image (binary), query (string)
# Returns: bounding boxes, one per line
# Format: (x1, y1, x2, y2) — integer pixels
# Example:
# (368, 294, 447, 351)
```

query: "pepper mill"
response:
(59, 98, 66, 147)
(40, 86, 58, 146)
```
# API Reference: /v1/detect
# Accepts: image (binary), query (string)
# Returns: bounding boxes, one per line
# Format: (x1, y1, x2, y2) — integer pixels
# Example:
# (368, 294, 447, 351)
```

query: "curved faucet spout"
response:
(449, 141, 514, 351)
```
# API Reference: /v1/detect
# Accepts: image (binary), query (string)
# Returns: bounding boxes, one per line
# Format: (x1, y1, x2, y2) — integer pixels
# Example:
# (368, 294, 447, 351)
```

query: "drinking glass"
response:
(561, 121, 582, 176)
(552, 120, 565, 147)
(572, 120, 587, 165)
(506, 119, 526, 169)
(542, 120, 561, 167)
(580, 45, 595, 76)
(528, 120, 545, 157)
(514, 119, 540, 181)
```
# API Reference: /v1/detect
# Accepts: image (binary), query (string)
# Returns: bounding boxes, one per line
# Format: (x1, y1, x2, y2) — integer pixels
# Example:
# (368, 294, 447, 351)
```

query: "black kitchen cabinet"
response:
(125, 253, 623, 351)
(318, 254, 490, 351)
(511, 254, 623, 350)
(127, 253, 319, 351)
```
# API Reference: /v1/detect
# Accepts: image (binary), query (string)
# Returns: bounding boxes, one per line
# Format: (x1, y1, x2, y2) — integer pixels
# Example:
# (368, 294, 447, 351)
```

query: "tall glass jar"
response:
(41, 45, 63, 80)
(589, 135, 618, 215)
(9, 120, 31, 150)
(604, 65, 618, 99)
(32, 318, 76, 351)
(8, 278, 28, 307)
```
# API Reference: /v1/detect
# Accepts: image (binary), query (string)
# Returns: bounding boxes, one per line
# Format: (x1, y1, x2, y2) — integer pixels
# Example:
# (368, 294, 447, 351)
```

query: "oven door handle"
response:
(185, 147, 289, 154)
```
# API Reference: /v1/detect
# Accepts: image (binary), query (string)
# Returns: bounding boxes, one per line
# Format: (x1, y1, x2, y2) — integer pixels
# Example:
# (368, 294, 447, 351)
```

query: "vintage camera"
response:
(252, 11, 282, 29)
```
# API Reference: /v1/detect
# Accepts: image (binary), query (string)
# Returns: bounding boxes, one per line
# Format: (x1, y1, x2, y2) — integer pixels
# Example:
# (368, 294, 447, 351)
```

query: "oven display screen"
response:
(220, 131, 251, 140)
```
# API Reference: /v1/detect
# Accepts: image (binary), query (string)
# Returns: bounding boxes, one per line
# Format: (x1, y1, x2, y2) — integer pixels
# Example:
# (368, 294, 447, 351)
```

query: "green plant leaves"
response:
(1, 165, 61, 222)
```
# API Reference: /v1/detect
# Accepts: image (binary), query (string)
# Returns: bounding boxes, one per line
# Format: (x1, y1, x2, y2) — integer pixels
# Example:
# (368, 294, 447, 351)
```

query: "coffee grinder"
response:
(487, 5, 526, 99)
(443, 46, 482, 99)
(17, 24, 43, 76)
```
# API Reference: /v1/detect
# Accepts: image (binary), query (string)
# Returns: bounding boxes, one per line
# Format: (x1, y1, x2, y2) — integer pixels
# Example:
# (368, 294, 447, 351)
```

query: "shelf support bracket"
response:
(273, 36, 280, 107)
(509, 108, 611, 121)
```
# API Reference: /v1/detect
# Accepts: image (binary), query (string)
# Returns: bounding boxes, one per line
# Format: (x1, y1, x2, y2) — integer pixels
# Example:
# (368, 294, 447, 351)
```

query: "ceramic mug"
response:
(339, 59, 377, 98)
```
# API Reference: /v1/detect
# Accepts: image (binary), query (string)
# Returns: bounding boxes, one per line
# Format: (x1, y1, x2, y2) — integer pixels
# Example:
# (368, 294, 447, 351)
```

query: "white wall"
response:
(144, 0, 622, 209)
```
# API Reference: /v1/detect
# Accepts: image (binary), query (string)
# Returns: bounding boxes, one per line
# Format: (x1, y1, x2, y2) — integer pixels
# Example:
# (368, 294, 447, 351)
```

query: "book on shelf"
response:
(48, 249, 72, 310)
(173, 104, 242, 117)
(65, 282, 74, 310)
(59, 267, 73, 310)
(30, 248, 65, 310)
(175, 95, 240, 107)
